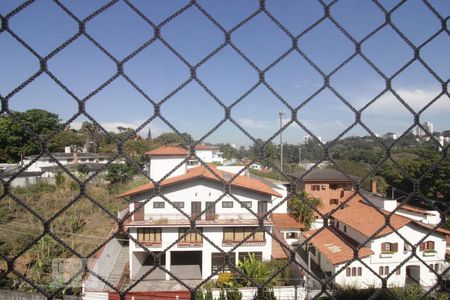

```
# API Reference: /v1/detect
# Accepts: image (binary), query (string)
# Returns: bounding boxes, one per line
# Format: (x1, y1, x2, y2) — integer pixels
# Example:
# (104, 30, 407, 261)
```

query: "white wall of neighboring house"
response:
(149, 156, 187, 181)
(395, 209, 441, 225)
(271, 183, 288, 214)
(195, 149, 224, 164)
(127, 178, 277, 280)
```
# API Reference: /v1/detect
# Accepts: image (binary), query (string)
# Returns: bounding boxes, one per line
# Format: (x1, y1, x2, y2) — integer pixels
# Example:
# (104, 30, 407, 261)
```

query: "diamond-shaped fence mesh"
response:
(0, 0, 449, 299)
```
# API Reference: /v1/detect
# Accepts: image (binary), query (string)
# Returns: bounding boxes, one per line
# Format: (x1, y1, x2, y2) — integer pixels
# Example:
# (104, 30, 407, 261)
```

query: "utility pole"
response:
(278, 110, 285, 173)
(298, 145, 302, 165)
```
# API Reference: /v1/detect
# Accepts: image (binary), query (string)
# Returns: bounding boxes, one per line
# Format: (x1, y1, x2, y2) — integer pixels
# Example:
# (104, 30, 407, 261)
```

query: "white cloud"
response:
(238, 118, 273, 129)
(362, 87, 449, 116)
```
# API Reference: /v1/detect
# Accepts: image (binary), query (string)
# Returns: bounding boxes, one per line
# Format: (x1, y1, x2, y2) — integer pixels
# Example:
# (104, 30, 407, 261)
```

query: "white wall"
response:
(130, 179, 272, 221)
(149, 156, 186, 181)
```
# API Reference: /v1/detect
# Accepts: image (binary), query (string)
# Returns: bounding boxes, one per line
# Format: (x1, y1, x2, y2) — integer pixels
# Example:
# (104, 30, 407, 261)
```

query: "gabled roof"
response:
(303, 228, 374, 265)
(332, 200, 412, 237)
(117, 165, 282, 198)
(289, 169, 357, 182)
(145, 146, 188, 156)
(272, 213, 305, 230)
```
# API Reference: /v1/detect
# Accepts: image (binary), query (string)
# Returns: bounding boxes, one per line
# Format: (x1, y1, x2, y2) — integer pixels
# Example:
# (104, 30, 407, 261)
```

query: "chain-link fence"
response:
(0, 0, 449, 299)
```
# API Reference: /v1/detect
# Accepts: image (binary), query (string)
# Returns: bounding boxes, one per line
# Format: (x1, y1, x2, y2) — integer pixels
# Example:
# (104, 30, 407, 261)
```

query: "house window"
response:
(329, 199, 339, 205)
(351, 268, 356, 276)
(346, 268, 351, 277)
(241, 201, 252, 208)
(137, 228, 161, 243)
(286, 232, 299, 239)
(173, 202, 184, 208)
(311, 185, 320, 191)
(223, 227, 264, 242)
(343, 226, 347, 233)
(309, 246, 316, 256)
(379, 266, 389, 276)
(153, 202, 165, 208)
(358, 267, 362, 276)
(420, 241, 435, 251)
(347, 267, 362, 277)
(429, 264, 439, 273)
(396, 268, 401, 275)
(222, 201, 233, 208)
(330, 184, 339, 190)
(321, 185, 327, 190)
(336, 221, 340, 228)
(179, 228, 203, 243)
(381, 242, 398, 253)
(211, 252, 236, 273)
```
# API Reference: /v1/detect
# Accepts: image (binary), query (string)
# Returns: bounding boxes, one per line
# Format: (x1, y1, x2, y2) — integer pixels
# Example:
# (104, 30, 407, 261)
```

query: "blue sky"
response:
(1, 0, 449, 146)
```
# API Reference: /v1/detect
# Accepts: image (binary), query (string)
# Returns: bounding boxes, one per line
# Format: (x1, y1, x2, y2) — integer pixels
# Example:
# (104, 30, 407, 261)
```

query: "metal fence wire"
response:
(0, 0, 449, 299)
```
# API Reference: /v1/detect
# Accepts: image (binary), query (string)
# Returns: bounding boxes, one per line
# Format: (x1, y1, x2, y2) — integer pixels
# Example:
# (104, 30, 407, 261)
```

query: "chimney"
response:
(371, 180, 377, 194)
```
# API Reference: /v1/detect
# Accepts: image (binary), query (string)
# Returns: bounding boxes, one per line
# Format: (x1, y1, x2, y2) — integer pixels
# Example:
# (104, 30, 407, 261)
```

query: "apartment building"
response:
(288, 169, 357, 229)
(118, 146, 284, 281)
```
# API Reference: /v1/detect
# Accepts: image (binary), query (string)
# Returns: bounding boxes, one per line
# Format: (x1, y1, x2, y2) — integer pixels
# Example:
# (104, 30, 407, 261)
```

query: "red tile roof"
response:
(117, 165, 282, 198)
(272, 213, 305, 230)
(272, 227, 289, 259)
(303, 228, 374, 265)
(332, 200, 412, 237)
(399, 204, 434, 216)
(145, 145, 188, 156)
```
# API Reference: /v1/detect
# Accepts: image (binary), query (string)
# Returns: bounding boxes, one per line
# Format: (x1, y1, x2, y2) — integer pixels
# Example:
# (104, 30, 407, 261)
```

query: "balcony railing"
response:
(131, 212, 270, 224)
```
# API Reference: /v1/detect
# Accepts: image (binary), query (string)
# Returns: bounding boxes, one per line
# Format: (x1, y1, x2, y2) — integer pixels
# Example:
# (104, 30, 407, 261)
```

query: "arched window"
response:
(351, 267, 356, 276)
(357, 267, 362, 276)
(346, 268, 351, 277)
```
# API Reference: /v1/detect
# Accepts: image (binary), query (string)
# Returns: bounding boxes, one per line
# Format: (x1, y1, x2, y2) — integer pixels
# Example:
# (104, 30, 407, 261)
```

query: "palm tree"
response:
(288, 191, 322, 230)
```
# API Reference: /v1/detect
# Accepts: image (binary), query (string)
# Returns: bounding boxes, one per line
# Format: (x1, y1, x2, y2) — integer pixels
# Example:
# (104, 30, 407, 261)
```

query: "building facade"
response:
(120, 146, 283, 281)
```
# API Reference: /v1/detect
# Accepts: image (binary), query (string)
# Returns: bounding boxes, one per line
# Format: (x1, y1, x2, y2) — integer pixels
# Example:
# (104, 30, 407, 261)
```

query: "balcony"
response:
(127, 213, 272, 226)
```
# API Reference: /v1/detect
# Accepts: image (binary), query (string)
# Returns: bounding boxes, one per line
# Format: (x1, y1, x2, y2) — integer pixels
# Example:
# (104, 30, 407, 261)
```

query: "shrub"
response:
(217, 272, 234, 287)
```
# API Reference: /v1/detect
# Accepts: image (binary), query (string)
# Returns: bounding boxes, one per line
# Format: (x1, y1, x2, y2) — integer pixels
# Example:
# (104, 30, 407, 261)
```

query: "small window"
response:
(346, 268, 351, 277)
(396, 268, 401, 275)
(379, 266, 384, 275)
(311, 185, 320, 191)
(321, 185, 327, 190)
(358, 267, 362, 276)
(344, 225, 347, 233)
(434, 264, 439, 272)
(329, 199, 339, 205)
(286, 232, 299, 239)
(336, 221, 340, 228)
(351, 267, 356, 276)
(173, 202, 184, 208)
(330, 184, 339, 190)
(241, 201, 252, 208)
(222, 201, 233, 208)
(384, 266, 389, 275)
(153, 202, 165, 208)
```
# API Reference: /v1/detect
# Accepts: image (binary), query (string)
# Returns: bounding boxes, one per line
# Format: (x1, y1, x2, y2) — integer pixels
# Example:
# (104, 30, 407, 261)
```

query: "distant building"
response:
(382, 132, 399, 140)
(415, 122, 434, 137)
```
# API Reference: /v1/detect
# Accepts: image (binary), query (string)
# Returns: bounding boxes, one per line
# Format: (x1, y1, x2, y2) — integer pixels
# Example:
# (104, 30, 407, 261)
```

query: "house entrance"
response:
(406, 265, 420, 285)
(170, 251, 202, 279)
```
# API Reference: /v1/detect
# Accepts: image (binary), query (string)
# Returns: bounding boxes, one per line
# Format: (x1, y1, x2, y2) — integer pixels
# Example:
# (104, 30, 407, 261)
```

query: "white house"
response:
(194, 145, 224, 164)
(299, 195, 449, 289)
(119, 146, 285, 281)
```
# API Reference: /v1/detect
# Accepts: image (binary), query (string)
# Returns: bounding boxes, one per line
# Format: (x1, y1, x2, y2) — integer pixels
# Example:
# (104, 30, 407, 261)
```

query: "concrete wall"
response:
(83, 238, 122, 291)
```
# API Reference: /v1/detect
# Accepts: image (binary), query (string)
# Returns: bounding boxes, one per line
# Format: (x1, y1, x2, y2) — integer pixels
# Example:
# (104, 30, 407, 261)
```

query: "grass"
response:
(0, 176, 135, 295)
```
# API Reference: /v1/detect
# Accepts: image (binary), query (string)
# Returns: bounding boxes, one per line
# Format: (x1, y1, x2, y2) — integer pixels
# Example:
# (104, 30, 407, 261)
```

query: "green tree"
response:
(80, 121, 103, 153)
(153, 132, 193, 146)
(288, 191, 322, 230)
(50, 130, 85, 152)
(218, 143, 238, 160)
(0, 109, 62, 162)
(105, 163, 137, 184)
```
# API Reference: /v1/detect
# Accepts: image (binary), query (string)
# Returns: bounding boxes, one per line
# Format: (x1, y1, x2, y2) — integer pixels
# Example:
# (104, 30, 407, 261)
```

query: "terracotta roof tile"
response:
(195, 145, 218, 150)
(303, 228, 374, 265)
(272, 227, 289, 259)
(117, 165, 282, 198)
(272, 213, 305, 230)
(289, 169, 358, 182)
(145, 146, 188, 156)
(332, 201, 411, 237)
